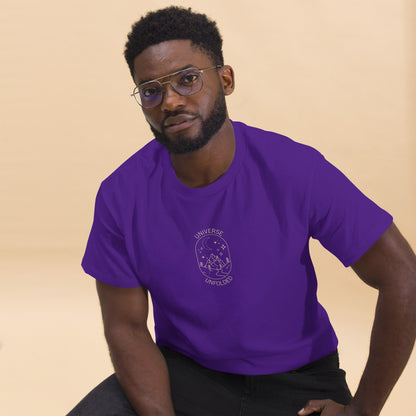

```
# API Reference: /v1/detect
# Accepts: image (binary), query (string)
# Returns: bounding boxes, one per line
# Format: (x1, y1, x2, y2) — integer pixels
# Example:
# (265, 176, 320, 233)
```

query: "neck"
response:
(170, 118, 235, 188)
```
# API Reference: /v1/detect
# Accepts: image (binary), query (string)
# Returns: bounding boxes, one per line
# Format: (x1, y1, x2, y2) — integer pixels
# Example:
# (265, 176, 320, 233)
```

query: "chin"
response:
(154, 129, 212, 155)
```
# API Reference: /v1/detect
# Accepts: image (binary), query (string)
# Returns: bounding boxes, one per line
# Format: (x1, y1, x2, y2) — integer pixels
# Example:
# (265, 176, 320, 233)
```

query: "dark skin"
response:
(132, 39, 236, 188)
(97, 39, 416, 416)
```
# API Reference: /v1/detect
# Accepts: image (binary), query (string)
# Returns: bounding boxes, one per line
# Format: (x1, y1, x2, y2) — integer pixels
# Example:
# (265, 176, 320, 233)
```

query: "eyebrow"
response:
(138, 64, 196, 86)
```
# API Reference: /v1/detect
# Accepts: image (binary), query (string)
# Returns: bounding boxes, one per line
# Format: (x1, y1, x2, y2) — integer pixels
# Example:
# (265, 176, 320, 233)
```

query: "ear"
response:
(219, 65, 235, 96)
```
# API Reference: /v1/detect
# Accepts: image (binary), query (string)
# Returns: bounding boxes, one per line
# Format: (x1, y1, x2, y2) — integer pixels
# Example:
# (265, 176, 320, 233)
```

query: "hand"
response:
(298, 399, 362, 416)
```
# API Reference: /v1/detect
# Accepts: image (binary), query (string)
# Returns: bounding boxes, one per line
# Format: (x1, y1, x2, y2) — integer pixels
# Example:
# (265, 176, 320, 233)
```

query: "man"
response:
(68, 6, 416, 416)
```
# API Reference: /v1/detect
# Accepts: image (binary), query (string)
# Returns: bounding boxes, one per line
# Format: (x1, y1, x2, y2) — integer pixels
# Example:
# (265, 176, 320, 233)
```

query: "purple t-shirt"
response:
(82, 120, 393, 375)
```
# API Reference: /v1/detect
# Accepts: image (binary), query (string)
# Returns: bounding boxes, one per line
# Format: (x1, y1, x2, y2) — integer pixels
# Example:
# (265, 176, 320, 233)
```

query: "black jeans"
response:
(67, 347, 352, 416)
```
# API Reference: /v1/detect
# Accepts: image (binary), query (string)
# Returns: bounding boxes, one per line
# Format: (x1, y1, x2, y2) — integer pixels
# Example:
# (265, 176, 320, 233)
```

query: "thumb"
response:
(298, 399, 332, 415)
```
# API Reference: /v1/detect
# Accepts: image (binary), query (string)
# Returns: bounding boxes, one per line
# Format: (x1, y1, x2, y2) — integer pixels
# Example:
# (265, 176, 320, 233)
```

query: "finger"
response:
(298, 399, 332, 415)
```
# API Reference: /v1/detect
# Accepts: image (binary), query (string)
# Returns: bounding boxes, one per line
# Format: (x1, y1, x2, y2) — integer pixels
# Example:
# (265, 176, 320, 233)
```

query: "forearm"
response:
(350, 285, 416, 416)
(106, 326, 176, 416)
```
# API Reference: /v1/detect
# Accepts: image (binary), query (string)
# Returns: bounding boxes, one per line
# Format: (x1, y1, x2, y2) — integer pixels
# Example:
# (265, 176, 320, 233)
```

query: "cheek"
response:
(143, 110, 160, 129)
(198, 89, 219, 115)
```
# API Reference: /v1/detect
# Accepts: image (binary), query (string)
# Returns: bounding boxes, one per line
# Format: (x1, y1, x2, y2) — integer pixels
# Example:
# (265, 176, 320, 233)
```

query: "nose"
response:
(160, 83, 186, 112)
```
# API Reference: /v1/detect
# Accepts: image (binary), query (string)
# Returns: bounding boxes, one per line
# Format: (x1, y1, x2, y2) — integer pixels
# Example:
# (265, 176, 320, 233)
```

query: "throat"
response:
(170, 121, 236, 189)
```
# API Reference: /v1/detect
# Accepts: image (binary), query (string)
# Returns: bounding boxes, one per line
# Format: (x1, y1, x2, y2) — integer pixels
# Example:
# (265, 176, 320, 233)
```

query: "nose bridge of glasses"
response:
(158, 79, 189, 110)
(159, 79, 183, 97)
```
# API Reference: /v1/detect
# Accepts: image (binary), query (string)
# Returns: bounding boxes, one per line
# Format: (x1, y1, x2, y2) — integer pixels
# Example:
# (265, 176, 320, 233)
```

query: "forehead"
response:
(132, 39, 213, 85)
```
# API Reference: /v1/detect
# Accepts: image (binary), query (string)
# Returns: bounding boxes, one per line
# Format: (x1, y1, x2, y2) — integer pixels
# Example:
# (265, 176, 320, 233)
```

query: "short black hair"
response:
(124, 6, 224, 80)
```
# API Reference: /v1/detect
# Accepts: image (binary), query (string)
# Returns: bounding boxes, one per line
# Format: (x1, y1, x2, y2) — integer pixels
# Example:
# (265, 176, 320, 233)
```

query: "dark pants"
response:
(67, 347, 352, 416)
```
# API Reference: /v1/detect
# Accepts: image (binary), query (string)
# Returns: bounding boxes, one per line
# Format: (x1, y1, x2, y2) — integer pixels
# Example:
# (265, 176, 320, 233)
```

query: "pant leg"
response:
(66, 346, 244, 416)
(243, 350, 352, 416)
(66, 374, 138, 416)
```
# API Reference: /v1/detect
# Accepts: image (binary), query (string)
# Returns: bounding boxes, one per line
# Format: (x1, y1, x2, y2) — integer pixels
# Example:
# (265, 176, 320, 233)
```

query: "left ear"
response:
(219, 65, 235, 96)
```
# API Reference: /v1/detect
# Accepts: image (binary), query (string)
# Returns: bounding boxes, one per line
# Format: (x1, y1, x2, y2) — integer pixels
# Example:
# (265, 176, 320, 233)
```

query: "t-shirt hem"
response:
(156, 338, 338, 375)
(81, 263, 144, 288)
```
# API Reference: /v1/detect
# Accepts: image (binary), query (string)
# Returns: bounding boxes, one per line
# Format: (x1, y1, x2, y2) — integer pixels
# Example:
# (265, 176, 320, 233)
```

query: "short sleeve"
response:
(81, 184, 143, 288)
(308, 153, 393, 267)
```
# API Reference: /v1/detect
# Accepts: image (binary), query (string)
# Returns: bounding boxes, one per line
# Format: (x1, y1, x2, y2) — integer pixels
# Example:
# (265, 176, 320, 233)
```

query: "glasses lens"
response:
(171, 69, 202, 96)
(139, 82, 163, 108)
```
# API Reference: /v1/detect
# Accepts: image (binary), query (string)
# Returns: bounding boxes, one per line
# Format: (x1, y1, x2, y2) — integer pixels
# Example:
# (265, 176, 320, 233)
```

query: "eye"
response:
(179, 73, 199, 85)
(140, 84, 161, 97)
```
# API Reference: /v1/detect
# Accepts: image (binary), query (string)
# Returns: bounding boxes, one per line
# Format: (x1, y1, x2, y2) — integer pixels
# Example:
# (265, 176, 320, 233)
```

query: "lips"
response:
(163, 114, 197, 132)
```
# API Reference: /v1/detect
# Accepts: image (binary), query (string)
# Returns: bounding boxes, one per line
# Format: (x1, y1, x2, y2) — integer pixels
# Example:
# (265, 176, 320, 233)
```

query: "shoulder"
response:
(232, 120, 323, 174)
(99, 139, 164, 194)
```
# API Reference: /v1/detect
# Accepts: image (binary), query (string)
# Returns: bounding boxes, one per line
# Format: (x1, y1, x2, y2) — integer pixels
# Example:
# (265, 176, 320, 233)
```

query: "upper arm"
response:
(351, 222, 416, 290)
(96, 280, 149, 334)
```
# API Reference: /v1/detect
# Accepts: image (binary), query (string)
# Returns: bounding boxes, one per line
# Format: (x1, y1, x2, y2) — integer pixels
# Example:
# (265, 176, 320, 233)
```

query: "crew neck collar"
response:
(162, 120, 245, 197)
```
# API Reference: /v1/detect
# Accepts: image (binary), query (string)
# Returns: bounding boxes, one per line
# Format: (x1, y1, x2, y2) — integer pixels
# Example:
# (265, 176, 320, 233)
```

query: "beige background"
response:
(1, 0, 415, 414)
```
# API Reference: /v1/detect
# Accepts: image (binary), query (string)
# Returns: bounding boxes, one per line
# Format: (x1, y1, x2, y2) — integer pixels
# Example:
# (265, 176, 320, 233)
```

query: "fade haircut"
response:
(124, 6, 224, 79)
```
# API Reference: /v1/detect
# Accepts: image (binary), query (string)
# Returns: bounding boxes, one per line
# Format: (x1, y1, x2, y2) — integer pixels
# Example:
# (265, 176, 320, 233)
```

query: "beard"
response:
(149, 91, 227, 154)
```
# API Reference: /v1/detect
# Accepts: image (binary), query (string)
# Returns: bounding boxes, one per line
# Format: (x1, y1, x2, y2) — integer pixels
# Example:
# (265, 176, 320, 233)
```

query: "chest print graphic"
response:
(194, 228, 233, 286)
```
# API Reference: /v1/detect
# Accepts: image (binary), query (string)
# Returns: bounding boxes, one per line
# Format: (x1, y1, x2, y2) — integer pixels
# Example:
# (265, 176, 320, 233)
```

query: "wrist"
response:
(348, 398, 381, 416)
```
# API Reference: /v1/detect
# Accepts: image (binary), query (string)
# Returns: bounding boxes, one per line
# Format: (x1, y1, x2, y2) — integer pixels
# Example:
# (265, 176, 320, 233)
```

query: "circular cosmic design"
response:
(195, 234, 232, 279)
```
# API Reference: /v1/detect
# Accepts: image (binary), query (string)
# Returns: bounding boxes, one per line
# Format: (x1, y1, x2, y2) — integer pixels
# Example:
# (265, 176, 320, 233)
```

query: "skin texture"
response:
(133, 40, 236, 188)
(97, 282, 176, 416)
(148, 89, 227, 155)
(99, 39, 416, 416)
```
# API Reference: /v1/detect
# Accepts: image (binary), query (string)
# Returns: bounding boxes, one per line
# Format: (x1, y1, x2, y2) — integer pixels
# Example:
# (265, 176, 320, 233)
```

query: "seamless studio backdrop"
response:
(1, 1, 415, 415)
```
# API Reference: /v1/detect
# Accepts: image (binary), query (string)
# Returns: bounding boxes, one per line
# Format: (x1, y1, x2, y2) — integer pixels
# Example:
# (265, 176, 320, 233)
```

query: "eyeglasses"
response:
(131, 65, 222, 109)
